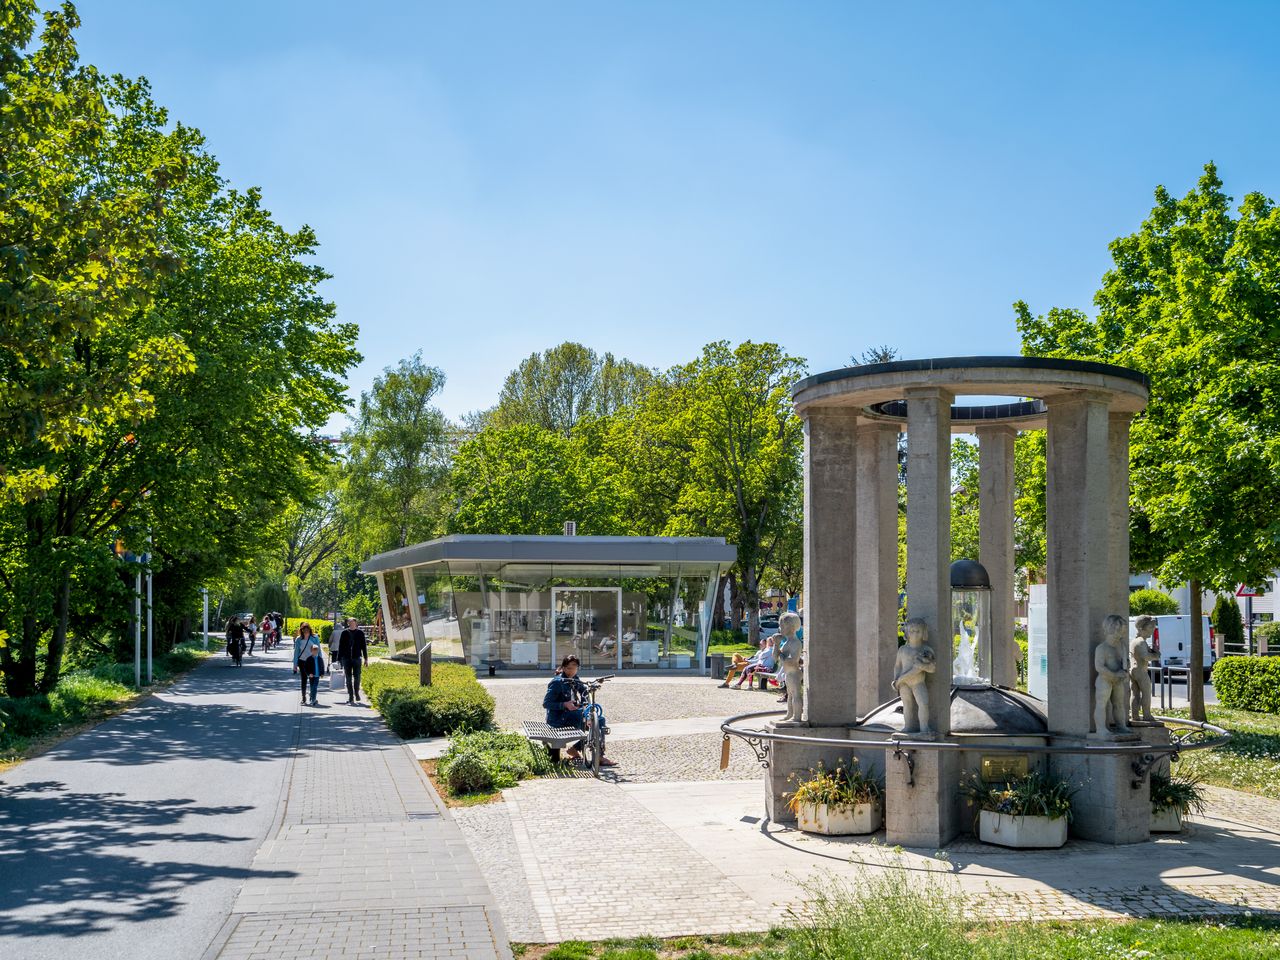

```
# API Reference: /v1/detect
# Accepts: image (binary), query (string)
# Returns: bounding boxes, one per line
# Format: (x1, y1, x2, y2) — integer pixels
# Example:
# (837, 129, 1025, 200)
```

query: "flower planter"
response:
(1150, 806, 1184, 833)
(978, 810, 1067, 849)
(796, 801, 882, 836)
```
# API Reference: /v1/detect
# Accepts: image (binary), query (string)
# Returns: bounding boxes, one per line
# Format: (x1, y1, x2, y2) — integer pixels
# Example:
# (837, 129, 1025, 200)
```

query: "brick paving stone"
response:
(216, 697, 509, 959)
(502, 778, 769, 941)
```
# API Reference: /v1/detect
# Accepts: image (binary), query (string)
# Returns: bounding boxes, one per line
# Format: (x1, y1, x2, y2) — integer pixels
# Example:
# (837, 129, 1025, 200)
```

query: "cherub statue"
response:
(1129, 615, 1157, 723)
(1092, 614, 1132, 738)
(776, 612, 805, 724)
(892, 618, 937, 739)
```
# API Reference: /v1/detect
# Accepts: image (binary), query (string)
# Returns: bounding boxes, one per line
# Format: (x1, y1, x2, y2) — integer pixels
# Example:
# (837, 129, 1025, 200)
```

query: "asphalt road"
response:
(0, 646, 303, 960)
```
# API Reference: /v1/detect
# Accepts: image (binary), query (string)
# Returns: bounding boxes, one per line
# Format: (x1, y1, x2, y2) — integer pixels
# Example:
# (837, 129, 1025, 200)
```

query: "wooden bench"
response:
(521, 720, 585, 762)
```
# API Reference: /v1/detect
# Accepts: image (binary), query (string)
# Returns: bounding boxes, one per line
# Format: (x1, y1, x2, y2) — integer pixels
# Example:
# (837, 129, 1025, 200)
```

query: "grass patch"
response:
(419, 759, 502, 807)
(1164, 706, 1280, 800)
(511, 871, 1280, 959)
(0, 641, 217, 765)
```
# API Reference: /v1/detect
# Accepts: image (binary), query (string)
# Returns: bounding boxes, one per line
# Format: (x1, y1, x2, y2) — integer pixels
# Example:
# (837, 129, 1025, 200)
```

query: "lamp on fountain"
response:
(950, 558, 991, 687)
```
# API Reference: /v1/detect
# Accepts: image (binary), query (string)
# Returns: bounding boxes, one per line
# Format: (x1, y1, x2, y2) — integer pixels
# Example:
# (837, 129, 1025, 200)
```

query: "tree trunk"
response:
(743, 565, 761, 646)
(1188, 579, 1206, 722)
(39, 572, 72, 693)
(726, 571, 739, 631)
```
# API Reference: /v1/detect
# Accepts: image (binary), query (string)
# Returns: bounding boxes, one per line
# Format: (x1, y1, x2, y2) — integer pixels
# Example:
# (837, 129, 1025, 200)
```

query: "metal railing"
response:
(720, 708, 1230, 787)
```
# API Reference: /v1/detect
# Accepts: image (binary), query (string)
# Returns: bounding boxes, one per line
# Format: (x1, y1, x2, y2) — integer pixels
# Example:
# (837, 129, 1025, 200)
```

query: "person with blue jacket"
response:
(542, 655, 615, 767)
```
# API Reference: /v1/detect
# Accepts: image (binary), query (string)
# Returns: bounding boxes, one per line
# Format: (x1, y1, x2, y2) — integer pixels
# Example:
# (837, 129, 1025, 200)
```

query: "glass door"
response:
(551, 587, 622, 672)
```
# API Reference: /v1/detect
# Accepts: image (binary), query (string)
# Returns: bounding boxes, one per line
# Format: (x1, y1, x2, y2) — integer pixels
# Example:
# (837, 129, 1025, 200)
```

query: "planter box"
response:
(796, 801, 882, 836)
(1151, 806, 1184, 833)
(978, 810, 1068, 849)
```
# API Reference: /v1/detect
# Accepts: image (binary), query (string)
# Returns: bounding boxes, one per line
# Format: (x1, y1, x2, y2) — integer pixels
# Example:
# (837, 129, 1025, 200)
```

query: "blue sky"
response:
(76, 1, 1280, 427)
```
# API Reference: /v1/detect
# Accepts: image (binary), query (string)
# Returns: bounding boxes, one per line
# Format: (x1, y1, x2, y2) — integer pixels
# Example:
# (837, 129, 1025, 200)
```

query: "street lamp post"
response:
(202, 586, 209, 650)
(145, 531, 153, 685)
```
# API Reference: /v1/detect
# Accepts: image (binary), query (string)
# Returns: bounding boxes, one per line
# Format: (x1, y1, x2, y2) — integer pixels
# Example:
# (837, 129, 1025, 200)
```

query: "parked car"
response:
(757, 616, 781, 639)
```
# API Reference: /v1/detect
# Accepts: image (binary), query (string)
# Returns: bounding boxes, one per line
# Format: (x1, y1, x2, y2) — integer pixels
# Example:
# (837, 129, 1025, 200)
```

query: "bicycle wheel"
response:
(587, 711, 601, 777)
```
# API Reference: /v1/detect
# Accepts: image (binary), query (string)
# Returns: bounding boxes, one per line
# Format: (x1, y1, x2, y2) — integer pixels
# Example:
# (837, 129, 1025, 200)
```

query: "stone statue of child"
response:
(892, 618, 937, 739)
(1092, 613, 1132, 738)
(776, 611, 805, 724)
(1129, 614, 1157, 723)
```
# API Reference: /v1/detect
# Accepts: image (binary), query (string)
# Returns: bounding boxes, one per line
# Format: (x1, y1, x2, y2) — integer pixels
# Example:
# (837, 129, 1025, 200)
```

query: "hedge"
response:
(361, 661, 495, 738)
(1211, 656, 1280, 713)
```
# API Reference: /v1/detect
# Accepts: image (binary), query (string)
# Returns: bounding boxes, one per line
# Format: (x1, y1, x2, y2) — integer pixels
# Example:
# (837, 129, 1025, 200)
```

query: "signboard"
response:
(1237, 585, 1259, 598)
(981, 755, 1029, 782)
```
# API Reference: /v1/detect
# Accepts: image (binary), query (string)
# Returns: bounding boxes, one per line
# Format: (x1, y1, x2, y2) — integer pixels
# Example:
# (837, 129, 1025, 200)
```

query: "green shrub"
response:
(1211, 656, 1280, 713)
(438, 729, 553, 791)
(1255, 620, 1280, 647)
(1130, 588, 1180, 616)
(443, 750, 493, 794)
(319, 623, 335, 646)
(362, 661, 495, 738)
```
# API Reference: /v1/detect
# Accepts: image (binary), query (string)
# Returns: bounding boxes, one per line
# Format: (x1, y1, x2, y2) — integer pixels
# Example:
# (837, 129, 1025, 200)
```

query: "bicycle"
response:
(578, 674, 613, 777)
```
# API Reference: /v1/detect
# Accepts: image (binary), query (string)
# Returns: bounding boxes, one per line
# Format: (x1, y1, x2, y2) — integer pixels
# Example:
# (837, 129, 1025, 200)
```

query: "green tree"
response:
(343, 354, 451, 554)
(1211, 594, 1245, 653)
(447, 424, 626, 536)
(647, 341, 806, 644)
(0, 6, 359, 693)
(1017, 164, 1280, 720)
(1129, 589, 1180, 617)
(491, 342, 653, 436)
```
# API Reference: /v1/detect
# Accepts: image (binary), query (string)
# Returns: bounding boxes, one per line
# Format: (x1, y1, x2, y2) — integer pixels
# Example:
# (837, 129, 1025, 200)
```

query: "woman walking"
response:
(293, 623, 325, 706)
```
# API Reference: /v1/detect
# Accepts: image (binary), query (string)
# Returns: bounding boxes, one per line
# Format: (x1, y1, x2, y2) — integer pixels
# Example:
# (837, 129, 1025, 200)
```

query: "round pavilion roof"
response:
(792, 356, 1149, 429)
(860, 684, 1049, 736)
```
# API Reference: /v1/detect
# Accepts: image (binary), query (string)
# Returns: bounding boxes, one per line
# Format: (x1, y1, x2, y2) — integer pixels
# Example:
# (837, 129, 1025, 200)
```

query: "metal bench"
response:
(520, 720, 585, 762)
(753, 669, 783, 691)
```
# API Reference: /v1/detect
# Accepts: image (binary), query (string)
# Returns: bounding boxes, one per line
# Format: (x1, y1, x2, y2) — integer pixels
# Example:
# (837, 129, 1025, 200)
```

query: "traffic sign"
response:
(1237, 585, 1260, 598)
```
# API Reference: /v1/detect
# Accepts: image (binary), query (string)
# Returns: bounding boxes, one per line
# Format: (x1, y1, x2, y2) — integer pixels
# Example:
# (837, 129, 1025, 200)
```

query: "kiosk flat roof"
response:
(360, 534, 737, 575)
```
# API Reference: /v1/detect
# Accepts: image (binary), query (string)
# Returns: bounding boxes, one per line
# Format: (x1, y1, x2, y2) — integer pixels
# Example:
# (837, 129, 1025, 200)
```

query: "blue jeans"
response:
(300, 672, 318, 703)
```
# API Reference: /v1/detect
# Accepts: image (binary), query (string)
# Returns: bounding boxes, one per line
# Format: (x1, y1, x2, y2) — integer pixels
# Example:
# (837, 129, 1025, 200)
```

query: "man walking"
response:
(337, 617, 369, 705)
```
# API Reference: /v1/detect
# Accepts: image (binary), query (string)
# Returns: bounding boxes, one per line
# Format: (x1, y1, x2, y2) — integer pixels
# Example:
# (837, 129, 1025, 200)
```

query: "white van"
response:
(1130, 615, 1216, 676)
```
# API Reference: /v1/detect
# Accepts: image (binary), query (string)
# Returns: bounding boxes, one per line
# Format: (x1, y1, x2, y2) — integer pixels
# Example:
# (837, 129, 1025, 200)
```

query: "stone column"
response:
(1044, 391, 1112, 736)
(1107, 413, 1134, 624)
(855, 421, 900, 716)
(977, 424, 1017, 689)
(904, 387, 953, 727)
(767, 409, 860, 823)
(800, 409, 859, 726)
(887, 387, 957, 847)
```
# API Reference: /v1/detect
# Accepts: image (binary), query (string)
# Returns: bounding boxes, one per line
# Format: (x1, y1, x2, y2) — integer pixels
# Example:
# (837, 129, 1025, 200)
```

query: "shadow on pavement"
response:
(0, 780, 296, 939)
(33, 654, 374, 767)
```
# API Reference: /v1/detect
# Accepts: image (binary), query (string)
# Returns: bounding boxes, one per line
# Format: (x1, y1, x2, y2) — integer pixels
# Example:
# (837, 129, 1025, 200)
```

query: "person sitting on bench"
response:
(732, 635, 779, 689)
(542, 654, 615, 766)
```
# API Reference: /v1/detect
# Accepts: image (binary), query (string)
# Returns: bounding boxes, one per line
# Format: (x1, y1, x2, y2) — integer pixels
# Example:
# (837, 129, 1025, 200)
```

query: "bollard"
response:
(418, 642, 433, 687)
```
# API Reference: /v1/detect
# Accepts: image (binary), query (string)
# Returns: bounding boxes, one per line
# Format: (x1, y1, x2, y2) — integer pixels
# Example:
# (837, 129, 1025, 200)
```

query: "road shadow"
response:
(28, 655, 379, 767)
(0, 779, 296, 939)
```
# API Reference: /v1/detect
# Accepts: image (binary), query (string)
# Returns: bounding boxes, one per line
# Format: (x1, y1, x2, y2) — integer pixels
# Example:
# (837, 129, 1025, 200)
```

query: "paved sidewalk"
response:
(460, 775, 1280, 943)
(0, 648, 510, 960)
(209, 670, 511, 960)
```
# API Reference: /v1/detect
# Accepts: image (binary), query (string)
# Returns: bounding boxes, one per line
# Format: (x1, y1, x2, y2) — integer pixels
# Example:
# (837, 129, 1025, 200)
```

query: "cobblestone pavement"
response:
(483, 675, 781, 729)
(599, 732, 764, 782)
(452, 803, 542, 943)
(465, 765, 1280, 943)
(212, 655, 511, 960)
